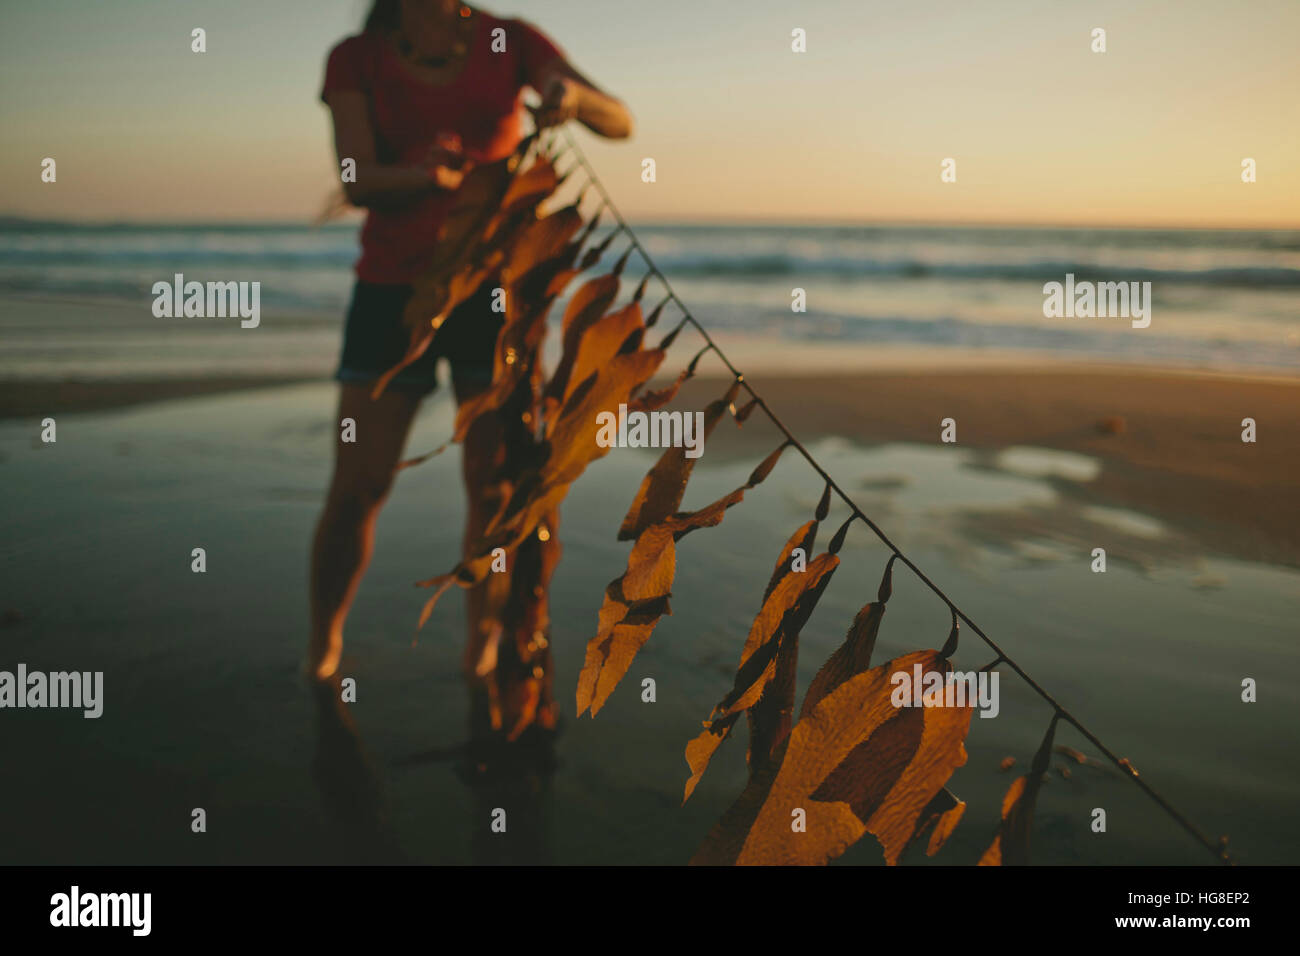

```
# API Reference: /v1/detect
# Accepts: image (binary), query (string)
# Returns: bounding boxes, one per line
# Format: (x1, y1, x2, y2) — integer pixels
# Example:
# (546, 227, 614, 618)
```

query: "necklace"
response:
(397, 7, 474, 69)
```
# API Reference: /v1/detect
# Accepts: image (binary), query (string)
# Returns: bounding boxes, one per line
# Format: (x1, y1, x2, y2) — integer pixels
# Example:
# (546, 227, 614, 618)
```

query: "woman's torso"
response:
(323, 12, 559, 283)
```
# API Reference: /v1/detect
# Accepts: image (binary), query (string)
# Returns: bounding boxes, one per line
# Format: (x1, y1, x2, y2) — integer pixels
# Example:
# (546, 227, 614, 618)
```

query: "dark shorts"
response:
(334, 279, 502, 395)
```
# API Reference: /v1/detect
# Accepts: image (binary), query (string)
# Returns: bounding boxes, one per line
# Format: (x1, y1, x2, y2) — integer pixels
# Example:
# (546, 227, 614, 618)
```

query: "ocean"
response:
(1, 218, 1298, 380)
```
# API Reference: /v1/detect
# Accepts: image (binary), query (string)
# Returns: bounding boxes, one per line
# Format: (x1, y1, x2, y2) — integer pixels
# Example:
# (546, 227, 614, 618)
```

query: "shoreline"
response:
(0, 375, 321, 420)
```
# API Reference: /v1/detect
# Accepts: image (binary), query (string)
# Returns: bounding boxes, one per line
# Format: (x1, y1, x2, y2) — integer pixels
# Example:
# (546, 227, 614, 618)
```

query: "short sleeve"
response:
(320, 35, 372, 103)
(514, 19, 566, 90)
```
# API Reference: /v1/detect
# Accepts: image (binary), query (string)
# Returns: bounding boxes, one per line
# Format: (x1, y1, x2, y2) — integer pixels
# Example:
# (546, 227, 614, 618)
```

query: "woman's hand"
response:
(530, 75, 581, 129)
(326, 93, 475, 205)
(529, 62, 633, 139)
(427, 164, 467, 190)
(424, 134, 471, 191)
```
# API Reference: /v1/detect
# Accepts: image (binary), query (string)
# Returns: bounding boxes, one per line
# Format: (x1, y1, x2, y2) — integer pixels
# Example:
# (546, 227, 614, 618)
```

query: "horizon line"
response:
(1, 211, 1297, 233)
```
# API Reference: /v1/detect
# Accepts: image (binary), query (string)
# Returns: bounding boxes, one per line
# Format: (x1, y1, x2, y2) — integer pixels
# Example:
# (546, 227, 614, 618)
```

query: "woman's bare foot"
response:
(307, 633, 343, 682)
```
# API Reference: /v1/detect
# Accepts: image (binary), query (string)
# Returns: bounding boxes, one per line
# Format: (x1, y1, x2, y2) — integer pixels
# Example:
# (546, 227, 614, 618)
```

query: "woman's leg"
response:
(308, 383, 422, 680)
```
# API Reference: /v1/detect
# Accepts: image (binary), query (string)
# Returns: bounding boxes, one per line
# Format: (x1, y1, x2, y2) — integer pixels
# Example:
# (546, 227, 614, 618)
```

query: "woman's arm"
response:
(325, 90, 467, 209)
(531, 59, 634, 139)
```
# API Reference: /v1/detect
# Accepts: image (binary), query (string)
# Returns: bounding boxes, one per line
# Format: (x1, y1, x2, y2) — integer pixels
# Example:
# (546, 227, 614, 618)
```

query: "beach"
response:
(2, 232, 1298, 866)
(3, 357, 1297, 866)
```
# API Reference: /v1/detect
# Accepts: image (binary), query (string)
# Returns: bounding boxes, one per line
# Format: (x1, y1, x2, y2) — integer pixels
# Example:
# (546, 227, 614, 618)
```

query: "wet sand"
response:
(685, 367, 1300, 566)
(0, 376, 319, 420)
(5, 359, 1296, 564)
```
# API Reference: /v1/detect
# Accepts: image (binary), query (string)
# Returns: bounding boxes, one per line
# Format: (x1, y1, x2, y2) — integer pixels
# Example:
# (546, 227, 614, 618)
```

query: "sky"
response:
(1, 0, 1297, 227)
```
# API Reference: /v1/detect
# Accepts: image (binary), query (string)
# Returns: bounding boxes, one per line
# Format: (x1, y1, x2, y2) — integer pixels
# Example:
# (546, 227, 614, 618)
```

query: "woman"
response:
(309, 0, 632, 680)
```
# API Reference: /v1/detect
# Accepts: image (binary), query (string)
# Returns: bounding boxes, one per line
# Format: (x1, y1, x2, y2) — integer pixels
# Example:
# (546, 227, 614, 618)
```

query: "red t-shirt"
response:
(320, 13, 565, 284)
